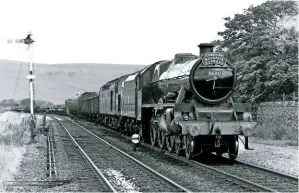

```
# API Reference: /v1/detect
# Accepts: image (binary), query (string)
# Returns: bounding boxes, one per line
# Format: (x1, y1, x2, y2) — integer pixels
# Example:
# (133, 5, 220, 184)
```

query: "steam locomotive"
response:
(65, 43, 256, 160)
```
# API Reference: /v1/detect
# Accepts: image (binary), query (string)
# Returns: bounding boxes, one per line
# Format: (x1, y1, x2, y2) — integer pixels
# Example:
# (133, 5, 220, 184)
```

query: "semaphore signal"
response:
(7, 32, 36, 140)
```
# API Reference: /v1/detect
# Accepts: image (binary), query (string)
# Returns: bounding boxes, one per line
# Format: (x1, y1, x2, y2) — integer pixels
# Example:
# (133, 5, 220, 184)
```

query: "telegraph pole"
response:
(7, 32, 36, 140)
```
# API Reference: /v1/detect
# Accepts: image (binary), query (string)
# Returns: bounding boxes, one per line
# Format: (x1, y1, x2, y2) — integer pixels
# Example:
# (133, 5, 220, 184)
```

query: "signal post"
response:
(8, 33, 36, 140)
(25, 33, 36, 140)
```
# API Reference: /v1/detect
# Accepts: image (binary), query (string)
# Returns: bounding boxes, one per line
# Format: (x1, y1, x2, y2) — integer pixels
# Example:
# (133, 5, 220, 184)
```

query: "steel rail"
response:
(51, 128, 57, 177)
(50, 123, 57, 177)
(47, 133, 52, 179)
(49, 122, 57, 179)
(140, 138, 297, 192)
(60, 116, 298, 192)
(229, 158, 298, 181)
(52, 117, 117, 193)
(70, 119, 191, 193)
(139, 140, 292, 192)
(72, 118, 297, 192)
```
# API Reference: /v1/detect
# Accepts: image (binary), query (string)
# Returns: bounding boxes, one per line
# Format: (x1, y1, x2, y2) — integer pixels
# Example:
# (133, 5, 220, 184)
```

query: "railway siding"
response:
(3, 116, 73, 192)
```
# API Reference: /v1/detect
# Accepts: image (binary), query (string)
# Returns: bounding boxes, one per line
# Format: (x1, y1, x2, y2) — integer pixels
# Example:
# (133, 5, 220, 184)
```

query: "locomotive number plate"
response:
(208, 71, 222, 76)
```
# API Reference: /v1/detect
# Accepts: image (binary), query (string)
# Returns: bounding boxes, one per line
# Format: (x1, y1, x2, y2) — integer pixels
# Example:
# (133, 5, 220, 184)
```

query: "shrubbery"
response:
(0, 113, 31, 191)
(254, 101, 298, 141)
(0, 118, 31, 146)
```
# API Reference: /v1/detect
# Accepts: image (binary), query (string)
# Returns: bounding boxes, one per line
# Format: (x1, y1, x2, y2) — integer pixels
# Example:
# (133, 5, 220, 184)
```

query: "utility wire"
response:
(4, 61, 24, 131)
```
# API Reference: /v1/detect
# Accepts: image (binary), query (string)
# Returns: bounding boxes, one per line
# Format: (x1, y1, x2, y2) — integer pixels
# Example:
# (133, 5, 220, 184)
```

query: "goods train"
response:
(65, 43, 256, 160)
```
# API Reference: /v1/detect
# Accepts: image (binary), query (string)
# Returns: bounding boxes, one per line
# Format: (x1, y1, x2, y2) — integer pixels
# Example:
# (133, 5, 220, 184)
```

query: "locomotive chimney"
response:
(198, 43, 214, 56)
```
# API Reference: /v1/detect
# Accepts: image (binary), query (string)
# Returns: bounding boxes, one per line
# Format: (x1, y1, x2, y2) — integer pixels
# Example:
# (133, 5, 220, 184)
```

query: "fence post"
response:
(283, 93, 285, 102)
(293, 91, 296, 101)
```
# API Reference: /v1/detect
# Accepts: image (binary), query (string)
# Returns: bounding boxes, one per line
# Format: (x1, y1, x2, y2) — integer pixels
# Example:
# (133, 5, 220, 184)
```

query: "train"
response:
(65, 43, 257, 160)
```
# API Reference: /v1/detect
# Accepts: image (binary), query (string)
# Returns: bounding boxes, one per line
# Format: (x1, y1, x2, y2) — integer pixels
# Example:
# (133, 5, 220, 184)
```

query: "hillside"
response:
(0, 60, 145, 104)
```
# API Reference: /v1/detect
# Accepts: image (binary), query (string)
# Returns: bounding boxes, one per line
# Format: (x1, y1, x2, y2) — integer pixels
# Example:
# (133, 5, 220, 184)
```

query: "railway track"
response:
(47, 122, 57, 179)
(53, 116, 191, 192)
(71, 117, 298, 192)
(52, 117, 116, 192)
(200, 156, 299, 192)
(135, 138, 298, 192)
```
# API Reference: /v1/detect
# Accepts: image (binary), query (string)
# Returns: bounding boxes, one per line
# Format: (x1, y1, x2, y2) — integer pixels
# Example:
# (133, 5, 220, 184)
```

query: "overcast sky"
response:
(0, 0, 266, 65)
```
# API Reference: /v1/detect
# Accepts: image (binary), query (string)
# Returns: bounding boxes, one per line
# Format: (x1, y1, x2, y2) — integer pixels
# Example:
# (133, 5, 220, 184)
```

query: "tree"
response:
(0, 99, 18, 107)
(20, 98, 33, 106)
(215, 0, 298, 103)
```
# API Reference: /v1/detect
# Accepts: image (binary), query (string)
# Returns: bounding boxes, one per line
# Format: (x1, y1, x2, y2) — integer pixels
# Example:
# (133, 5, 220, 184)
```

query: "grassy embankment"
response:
(0, 112, 31, 191)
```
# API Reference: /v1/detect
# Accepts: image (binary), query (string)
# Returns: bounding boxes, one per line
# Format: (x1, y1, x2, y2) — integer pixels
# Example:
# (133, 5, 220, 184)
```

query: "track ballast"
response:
(53, 116, 191, 192)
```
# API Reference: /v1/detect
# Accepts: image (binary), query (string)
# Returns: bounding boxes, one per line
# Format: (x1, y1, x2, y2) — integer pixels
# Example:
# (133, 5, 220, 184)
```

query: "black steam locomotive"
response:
(65, 43, 256, 160)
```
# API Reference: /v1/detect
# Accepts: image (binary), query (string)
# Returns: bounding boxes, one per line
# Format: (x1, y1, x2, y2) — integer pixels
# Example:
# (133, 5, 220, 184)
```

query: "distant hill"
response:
(0, 60, 145, 104)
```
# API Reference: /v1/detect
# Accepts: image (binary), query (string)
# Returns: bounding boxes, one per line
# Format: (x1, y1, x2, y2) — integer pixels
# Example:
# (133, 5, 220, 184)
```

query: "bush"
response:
(0, 112, 31, 191)
(255, 101, 298, 140)
(0, 118, 31, 146)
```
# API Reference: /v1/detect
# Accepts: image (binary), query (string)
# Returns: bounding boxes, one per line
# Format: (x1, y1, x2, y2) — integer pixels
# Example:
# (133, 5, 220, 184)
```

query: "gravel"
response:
(62, 121, 184, 192)
(236, 137, 298, 177)
(47, 121, 110, 192)
(77, 121, 253, 192)
(104, 168, 140, 192)
(79, 120, 299, 190)
(44, 120, 78, 192)
(6, 135, 48, 192)
(6, 116, 77, 192)
(11, 114, 296, 192)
